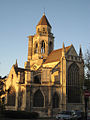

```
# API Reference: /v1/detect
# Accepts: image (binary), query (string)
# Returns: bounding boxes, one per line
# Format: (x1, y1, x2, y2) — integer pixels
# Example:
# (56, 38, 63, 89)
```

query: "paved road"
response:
(0, 118, 55, 120)
(0, 115, 55, 120)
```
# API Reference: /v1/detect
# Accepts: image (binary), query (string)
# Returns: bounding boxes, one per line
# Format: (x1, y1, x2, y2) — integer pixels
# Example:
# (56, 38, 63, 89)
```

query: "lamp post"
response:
(84, 96, 88, 120)
(83, 86, 90, 120)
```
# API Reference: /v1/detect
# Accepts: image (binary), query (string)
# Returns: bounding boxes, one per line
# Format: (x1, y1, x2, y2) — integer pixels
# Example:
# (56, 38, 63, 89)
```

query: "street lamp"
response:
(83, 86, 89, 120)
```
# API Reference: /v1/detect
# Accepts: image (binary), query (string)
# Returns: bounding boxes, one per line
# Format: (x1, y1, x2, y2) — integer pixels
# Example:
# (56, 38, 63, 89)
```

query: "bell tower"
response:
(25, 14, 54, 70)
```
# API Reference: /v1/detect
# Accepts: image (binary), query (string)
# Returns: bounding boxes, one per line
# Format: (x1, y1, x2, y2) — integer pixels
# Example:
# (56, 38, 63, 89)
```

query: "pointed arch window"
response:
(49, 41, 53, 53)
(43, 27, 45, 31)
(67, 63, 80, 103)
(34, 43, 38, 54)
(52, 92, 59, 108)
(33, 89, 44, 107)
(11, 74, 13, 84)
(7, 86, 16, 106)
(41, 40, 45, 53)
(12, 74, 13, 79)
(34, 75, 41, 84)
(18, 90, 23, 108)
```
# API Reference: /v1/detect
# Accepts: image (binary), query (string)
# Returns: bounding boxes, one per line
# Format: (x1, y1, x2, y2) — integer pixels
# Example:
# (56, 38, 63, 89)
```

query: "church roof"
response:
(37, 14, 51, 28)
(14, 66, 32, 75)
(43, 45, 72, 64)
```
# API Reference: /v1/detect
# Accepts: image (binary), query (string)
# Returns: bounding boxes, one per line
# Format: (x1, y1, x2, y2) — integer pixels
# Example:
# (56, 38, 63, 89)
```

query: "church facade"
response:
(5, 14, 84, 117)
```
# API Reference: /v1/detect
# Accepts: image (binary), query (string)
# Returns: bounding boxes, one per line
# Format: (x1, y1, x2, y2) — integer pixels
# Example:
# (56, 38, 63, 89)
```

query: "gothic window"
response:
(7, 86, 16, 106)
(49, 41, 52, 47)
(34, 43, 38, 54)
(20, 72, 25, 84)
(34, 75, 41, 84)
(52, 92, 59, 108)
(12, 74, 13, 79)
(41, 40, 45, 53)
(43, 27, 45, 31)
(49, 41, 53, 53)
(2, 97, 5, 104)
(18, 91, 23, 108)
(67, 63, 80, 103)
(33, 89, 44, 107)
(11, 74, 13, 84)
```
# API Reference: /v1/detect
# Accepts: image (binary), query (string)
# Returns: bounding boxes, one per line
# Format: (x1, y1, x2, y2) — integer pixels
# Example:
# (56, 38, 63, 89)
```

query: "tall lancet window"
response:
(34, 43, 38, 54)
(67, 63, 80, 103)
(49, 41, 53, 53)
(41, 40, 45, 53)
(7, 86, 16, 106)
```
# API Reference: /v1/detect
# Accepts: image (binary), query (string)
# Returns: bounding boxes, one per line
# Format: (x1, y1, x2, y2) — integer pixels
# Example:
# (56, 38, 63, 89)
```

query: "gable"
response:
(66, 45, 78, 56)
(43, 45, 71, 64)
(6, 65, 18, 90)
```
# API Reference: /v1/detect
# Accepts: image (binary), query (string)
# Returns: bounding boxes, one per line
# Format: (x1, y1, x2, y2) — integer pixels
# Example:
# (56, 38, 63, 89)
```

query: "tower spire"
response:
(62, 42, 66, 57)
(43, 8, 45, 15)
(37, 13, 51, 28)
(63, 42, 65, 49)
(15, 59, 18, 67)
(79, 45, 82, 57)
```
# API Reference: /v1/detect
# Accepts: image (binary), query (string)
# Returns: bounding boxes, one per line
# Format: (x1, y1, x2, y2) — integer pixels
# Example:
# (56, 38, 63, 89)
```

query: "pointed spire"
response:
(37, 14, 51, 28)
(62, 42, 66, 57)
(63, 42, 65, 49)
(63, 42, 66, 52)
(43, 12, 45, 16)
(43, 8, 45, 15)
(79, 45, 82, 57)
(15, 59, 18, 67)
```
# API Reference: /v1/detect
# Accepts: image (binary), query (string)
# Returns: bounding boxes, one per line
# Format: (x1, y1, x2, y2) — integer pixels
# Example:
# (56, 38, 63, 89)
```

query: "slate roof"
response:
(43, 45, 72, 64)
(37, 14, 51, 28)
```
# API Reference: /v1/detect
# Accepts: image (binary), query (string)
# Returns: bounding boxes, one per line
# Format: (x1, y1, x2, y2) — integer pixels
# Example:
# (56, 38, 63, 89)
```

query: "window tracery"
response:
(18, 90, 23, 108)
(67, 63, 80, 103)
(7, 86, 16, 106)
(41, 40, 45, 53)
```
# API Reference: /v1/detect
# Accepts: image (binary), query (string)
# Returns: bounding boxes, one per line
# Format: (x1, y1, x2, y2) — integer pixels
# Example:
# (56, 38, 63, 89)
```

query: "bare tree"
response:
(84, 49, 90, 89)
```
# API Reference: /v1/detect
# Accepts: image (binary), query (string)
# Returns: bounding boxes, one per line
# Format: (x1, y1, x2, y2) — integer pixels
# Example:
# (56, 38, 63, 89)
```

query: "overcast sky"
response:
(0, 0, 90, 77)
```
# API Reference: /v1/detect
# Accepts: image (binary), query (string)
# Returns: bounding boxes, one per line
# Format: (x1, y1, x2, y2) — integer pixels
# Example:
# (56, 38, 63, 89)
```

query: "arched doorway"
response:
(33, 89, 44, 107)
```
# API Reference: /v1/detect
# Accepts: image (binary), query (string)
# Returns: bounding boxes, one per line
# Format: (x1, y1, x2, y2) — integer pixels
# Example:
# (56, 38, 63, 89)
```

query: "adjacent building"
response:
(0, 76, 7, 106)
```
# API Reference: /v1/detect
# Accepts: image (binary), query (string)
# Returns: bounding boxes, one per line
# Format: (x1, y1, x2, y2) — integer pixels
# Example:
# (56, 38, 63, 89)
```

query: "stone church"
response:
(5, 14, 84, 117)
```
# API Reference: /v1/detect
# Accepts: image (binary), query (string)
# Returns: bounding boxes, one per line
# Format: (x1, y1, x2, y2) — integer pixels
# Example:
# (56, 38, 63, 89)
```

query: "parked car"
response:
(56, 110, 77, 120)
(74, 110, 82, 120)
(87, 111, 90, 120)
